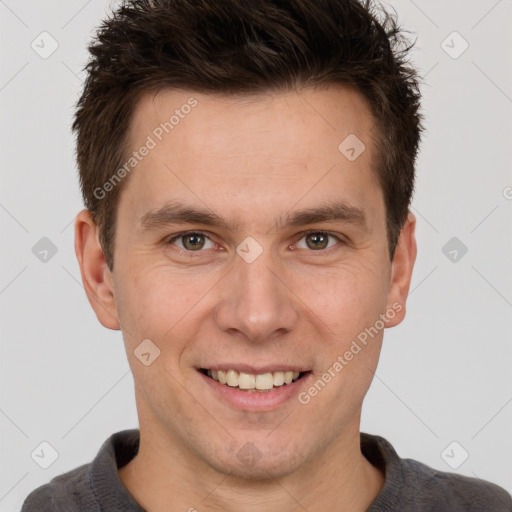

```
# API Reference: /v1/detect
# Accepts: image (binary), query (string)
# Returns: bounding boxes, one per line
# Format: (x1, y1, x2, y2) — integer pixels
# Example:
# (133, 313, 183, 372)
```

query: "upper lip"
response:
(198, 364, 309, 374)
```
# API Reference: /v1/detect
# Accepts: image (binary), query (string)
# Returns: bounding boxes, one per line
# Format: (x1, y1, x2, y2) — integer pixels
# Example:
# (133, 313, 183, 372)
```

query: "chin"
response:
(201, 438, 308, 481)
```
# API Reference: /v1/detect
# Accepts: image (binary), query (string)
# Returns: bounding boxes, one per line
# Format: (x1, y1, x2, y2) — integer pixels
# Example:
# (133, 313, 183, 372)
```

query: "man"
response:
(22, 0, 512, 510)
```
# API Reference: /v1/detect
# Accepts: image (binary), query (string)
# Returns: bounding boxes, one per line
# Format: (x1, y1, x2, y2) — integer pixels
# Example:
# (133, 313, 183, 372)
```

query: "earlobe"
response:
(385, 211, 417, 328)
(74, 209, 120, 330)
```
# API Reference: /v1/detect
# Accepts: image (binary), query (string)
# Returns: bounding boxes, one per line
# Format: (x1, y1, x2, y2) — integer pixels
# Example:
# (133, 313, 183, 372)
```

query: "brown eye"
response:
(182, 233, 205, 250)
(169, 232, 214, 251)
(295, 232, 340, 251)
(305, 233, 329, 250)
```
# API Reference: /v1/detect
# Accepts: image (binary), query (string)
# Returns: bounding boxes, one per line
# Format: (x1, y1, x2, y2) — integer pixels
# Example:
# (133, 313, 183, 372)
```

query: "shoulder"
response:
(21, 483, 54, 512)
(401, 457, 512, 511)
(362, 433, 512, 511)
(20, 429, 140, 512)
(21, 462, 95, 512)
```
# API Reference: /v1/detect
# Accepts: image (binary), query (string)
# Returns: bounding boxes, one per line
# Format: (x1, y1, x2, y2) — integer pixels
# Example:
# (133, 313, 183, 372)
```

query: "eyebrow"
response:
(138, 200, 367, 233)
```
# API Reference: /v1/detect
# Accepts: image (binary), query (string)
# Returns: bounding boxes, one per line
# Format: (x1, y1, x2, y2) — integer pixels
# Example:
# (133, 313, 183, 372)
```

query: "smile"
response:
(200, 368, 305, 392)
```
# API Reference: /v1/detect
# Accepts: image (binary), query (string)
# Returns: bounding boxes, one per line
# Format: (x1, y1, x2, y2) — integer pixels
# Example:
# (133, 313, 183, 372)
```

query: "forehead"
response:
(128, 85, 375, 153)
(120, 85, 382, 230)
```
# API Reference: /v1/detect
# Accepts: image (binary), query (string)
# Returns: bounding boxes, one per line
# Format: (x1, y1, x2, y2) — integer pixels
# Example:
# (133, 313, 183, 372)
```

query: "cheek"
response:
(113, 264, 190, 346)
(296, 257, 390, 339)
(302, 257, 390, 411)
(115, 262, 223, 362)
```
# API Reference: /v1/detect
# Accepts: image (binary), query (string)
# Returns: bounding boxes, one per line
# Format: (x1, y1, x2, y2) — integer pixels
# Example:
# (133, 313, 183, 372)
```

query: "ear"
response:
(74, 209, 120, 330)
(385, 211, 417, 327)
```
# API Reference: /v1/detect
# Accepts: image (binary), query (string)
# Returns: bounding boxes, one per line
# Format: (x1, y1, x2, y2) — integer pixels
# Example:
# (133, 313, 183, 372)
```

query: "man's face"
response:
(83, 85, 414, 478)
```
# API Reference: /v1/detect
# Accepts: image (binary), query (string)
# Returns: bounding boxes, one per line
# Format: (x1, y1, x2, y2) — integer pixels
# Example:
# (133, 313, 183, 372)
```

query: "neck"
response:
(118, 418, 384, 512)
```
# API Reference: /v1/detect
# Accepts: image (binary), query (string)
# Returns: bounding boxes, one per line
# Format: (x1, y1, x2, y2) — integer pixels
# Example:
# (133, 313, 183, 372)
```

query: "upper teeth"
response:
(207, 369, 301, 390)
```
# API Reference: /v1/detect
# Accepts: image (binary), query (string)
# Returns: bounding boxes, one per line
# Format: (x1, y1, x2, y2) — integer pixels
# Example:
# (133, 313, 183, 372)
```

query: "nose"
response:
(214, 246, 300, 343)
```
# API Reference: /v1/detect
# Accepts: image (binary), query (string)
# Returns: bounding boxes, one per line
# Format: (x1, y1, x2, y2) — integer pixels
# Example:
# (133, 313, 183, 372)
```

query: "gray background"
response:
(1, 0, 511, 509)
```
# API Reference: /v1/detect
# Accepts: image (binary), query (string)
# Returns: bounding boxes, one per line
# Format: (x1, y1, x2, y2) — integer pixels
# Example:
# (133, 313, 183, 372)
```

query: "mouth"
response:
(199, 368, 309, 393)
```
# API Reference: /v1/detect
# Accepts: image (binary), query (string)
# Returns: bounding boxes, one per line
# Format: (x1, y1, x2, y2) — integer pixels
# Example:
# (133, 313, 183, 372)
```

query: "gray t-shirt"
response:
(21, 429, 512, 511)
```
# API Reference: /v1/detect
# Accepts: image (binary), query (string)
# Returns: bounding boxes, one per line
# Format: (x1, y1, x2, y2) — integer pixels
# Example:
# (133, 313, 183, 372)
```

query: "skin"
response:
(75, 84, 416, 512)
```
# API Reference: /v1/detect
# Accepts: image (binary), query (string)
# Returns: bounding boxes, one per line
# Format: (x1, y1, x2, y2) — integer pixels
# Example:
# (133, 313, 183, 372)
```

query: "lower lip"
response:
(198, 371, 312, 411)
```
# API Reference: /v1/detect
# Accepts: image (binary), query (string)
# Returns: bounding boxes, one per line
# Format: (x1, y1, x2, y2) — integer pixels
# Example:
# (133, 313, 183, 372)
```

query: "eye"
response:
(166, 230, 343, 254)
(295, 231, 341, 251)
(168, 231, 216, 251)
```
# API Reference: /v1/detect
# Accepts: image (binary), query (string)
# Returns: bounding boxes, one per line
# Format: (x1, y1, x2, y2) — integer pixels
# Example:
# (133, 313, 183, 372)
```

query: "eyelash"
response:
(166, 230, 344, 254)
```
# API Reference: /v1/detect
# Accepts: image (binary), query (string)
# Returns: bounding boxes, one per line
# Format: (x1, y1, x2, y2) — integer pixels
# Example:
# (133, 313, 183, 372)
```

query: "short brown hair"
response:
(73, 0, 423, 271)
